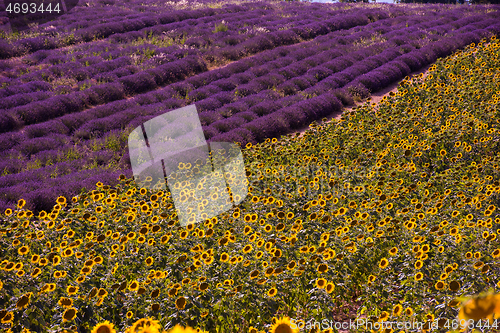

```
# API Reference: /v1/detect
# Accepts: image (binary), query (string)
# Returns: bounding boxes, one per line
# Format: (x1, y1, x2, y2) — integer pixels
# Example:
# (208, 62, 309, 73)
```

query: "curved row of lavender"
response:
(0, 0, 500, 212)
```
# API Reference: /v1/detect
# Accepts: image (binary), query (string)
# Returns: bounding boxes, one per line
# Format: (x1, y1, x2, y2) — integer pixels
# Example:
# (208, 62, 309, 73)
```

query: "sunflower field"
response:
(1, 35, 500, 333)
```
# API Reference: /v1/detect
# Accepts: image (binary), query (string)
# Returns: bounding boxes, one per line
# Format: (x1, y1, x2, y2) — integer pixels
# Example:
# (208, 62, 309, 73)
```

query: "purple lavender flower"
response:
(232, 111, 258, 123)
(202, 126, 220, 140)
(331, 88, 354, 106)
(198, 111, 224, 127)
(276, 81, 299, 96)
(208, 127, 256, 146)
(24, 120, 70, 138)
(307, 67, 334, 82)
(0, 132, 24, 151)
(248, 100, 279, 117)
(196, 98, 223, 113)
(209, 117, 246, 134)
(15, 136, 64, 156)
(188, 85, 222, 102)
(119, 72, 157, 95)
(88, 82, 125, 104)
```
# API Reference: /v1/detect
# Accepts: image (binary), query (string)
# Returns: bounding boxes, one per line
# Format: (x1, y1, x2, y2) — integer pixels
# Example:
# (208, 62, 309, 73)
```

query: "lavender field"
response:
(0, 0, 499, 214)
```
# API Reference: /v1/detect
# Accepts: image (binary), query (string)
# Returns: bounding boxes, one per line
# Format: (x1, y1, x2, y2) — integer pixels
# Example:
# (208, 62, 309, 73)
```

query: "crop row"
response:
(0, 1, 476, 91)
(0, 3, 494, 104)
(0, 16, 442, 142)
(0, 4, 249, 58)
(0, 7, 389, 99)
(2, 6, 497, 131)
(69, 15, 500, 142)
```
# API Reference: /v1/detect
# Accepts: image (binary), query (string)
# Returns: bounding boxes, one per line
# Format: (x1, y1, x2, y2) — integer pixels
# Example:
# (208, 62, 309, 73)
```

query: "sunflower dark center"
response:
(275, 323, 292, 333)
(96, 326, 111, 333)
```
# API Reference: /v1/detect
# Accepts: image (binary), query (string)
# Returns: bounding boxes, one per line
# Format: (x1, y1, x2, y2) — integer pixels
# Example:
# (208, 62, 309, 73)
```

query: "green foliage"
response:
(213, 22, 228, 33)
(62, 33, 76, 46)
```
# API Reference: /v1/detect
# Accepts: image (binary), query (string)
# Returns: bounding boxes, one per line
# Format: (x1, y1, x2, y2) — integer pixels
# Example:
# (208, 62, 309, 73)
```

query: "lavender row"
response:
(47, 18, 483, 145)
(0, 6, 379, 92)
(193, 16, 475, 124)
(0, 1, 431, 84)
(206, 31, 500, 148)
(0, 4, 249, 59)
(0, 45, 198, 96)
(0, 55, 206, 132)
(0, 10, 486, 143)
(0, 4, 489, 100)
(0, 9, 492, 141)
(0, 4, 343, 95)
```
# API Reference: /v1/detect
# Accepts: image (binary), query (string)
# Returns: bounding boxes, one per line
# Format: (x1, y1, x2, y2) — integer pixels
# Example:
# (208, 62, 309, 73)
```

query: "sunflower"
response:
(243, 245, 253, 253)
(458, 294, 500, 322)
(62, 307, 77, 322)
(379, 258, 389, 269)
(315, 278, 327, 289)
(405, 307, 414, 316)
(220, 252, 229, 262)
(1, 311, 14, 324)
(317, 263, 328, 274)
(474, 261, 484, 269)
(435, 280, 446, 290)
(198, 282, 209, 292)
(265, 267, 275, 277)
(168, 288, 178, 297)
(393, 304, 403, 317)
(17, 198, 26, 209)
(379, 311, 389, 322)
(17, 246, 29, 256)
(268, 287, 277, 297)
(126, 318, 163, 333)
(167, 325, 198, 333)
(175, 296, 186, 310)
(389, 247, 398, 256)
(67, 285, 79, 295)
(97, 288, 108, 298)
(16, 292, 32, 309)
(53, 255, 61, 266)
(58, 297, 74, 308)
(270, 316, 299, 333)
(449, 280, 461, 291)
(129, 280, 139, 292)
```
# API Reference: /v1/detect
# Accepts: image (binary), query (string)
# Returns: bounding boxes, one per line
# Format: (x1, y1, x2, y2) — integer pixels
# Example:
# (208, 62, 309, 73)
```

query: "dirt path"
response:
(292, 63, 432, 139)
